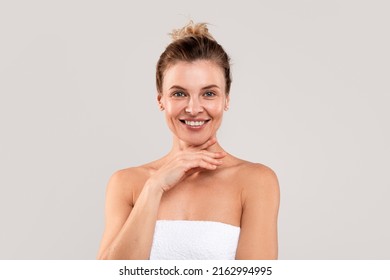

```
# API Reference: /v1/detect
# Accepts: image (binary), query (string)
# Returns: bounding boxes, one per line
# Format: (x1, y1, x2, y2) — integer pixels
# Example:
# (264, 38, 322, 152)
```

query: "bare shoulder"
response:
(241, 162, 279, 186)
(109, 165, 150, 185)
(233, 160, 280, 206)
(106, 164, 154, 205)
(228, 157, 278, 185)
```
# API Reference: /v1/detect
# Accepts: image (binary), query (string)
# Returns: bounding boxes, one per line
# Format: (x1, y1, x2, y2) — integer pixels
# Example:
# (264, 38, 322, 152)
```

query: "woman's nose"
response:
(185, 97, 204, 115)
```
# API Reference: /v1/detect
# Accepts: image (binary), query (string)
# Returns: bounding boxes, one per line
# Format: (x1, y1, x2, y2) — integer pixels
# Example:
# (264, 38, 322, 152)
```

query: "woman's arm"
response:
(97, 169, 163, 260)
(235, 164, 280, 260)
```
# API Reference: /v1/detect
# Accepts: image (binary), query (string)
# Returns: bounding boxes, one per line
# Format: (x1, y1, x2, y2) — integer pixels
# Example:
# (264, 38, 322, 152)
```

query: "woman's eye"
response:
(204, 91, 216, 97)
(172, 92, 186, 97)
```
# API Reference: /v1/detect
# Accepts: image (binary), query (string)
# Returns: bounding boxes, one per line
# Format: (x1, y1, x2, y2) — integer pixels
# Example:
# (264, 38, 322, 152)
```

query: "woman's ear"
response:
(157, 93, 164, 111)
(224, 95, 230, 111)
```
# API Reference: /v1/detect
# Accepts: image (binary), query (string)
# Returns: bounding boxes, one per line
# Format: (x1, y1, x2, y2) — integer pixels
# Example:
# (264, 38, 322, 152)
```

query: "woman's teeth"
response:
(185, 120, 205, 127)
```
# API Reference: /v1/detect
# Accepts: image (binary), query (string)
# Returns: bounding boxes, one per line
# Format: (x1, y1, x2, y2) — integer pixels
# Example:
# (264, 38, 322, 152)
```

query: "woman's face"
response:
(158, 60, 229, 146)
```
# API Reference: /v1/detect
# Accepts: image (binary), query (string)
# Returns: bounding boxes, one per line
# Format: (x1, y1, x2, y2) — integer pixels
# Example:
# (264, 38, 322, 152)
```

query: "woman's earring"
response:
(159, 104, 164, 111)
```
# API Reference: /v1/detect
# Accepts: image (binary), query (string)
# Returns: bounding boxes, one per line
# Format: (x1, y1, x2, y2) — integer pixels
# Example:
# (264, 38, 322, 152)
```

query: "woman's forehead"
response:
(163, 60, 225, 91)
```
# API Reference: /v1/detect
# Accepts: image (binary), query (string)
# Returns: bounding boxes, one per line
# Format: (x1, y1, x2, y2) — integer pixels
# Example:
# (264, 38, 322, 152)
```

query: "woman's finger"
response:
(181, 155, 223, 172)
(198, 155, 223, 166)
(178, 149, 225, 161)
(184, 159, 219, 172)
(187, 150, 226, 160)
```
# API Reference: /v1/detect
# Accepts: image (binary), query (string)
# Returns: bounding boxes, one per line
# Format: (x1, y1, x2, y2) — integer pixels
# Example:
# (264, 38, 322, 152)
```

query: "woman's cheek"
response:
(207, 103, 224, 115)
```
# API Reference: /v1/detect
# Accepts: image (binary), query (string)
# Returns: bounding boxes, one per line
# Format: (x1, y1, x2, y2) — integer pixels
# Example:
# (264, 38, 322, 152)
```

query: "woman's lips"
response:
(180, 119, 210, 128)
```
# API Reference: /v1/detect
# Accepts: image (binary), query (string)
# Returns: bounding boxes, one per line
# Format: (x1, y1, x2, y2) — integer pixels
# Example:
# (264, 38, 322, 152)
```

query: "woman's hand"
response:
(149, 138, 226, 192)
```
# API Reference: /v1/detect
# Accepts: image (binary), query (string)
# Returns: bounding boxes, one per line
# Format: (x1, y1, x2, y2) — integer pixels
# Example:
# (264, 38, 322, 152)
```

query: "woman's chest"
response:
(157, 172, 243, 225)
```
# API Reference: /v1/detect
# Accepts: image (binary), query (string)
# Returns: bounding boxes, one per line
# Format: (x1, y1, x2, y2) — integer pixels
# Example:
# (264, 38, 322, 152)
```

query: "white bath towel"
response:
(149, 220, 240, 260)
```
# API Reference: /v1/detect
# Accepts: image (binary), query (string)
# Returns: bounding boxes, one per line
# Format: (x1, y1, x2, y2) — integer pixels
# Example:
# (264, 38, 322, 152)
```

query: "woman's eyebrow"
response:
(169, 84, 220, 91)
(201, 85, 220, 90)
(169, 85, 220, 90)
(169, 85, 187, 91)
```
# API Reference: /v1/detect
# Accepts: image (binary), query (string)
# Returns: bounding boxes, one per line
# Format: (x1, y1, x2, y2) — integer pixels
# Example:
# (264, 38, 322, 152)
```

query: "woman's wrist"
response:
(144, 178, 165, 197)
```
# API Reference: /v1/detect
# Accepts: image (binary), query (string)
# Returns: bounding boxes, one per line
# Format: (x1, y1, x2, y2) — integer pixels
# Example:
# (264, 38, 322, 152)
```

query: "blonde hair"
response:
(169, 21, 215, 41)
(156, 21, 232, 95)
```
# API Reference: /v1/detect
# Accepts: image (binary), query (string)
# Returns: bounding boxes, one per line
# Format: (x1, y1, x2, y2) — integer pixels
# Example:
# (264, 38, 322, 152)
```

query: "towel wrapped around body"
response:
(149, 220, 241, 260)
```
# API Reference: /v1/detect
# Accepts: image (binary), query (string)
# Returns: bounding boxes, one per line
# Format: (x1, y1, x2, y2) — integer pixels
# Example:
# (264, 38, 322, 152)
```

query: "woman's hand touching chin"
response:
(148, 137, 226, 193)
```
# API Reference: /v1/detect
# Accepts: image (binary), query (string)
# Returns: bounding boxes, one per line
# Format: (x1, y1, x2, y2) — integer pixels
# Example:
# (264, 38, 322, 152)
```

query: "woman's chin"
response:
(178, 135, 212, 147)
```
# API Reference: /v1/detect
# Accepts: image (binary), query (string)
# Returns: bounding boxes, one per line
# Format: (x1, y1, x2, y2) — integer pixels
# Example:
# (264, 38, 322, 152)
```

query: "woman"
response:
(97, 21, 280, 260)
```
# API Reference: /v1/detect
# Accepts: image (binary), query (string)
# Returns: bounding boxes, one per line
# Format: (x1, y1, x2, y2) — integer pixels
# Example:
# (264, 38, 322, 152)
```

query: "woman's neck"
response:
(170, 136, 224, 152)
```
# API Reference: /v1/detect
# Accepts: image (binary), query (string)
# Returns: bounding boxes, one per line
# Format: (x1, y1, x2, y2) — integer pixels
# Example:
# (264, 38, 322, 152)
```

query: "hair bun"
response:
(170, 20, 215, 41)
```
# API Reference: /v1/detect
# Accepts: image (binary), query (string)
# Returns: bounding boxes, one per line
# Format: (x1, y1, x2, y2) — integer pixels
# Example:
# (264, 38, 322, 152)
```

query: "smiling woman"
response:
(159, 60, 227, 146)
(97, 21, 280, 260)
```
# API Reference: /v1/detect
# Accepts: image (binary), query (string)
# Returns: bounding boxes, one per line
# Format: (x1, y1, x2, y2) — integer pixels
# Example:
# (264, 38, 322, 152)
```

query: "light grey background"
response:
(1, 0, 389, 259)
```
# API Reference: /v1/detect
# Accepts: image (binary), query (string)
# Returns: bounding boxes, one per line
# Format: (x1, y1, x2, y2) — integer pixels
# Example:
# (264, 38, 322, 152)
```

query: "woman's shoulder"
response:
(226, 155, 277, 179)
(226, 156, 279, 198)
(242, 162, 277, 181)
(105, 162, 158, 205)
(109, 162, 157, 186)
(106, 162, 156, 191)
